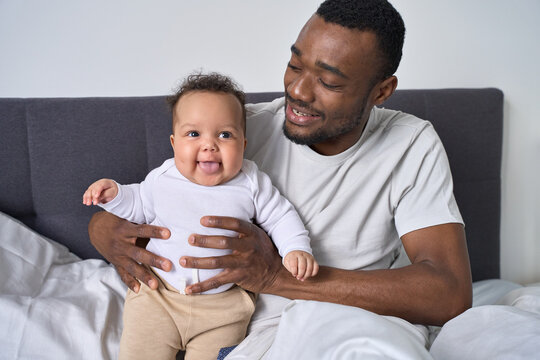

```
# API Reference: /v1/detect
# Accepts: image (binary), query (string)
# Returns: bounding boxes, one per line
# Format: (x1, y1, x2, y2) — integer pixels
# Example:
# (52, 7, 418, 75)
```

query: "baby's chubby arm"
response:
(283, 250, 319, 281)
(83, 179, 118, 206)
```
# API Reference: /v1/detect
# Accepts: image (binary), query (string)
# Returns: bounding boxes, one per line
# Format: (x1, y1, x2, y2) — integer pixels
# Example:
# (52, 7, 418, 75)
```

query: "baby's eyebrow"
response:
(177, 122, 199, 129)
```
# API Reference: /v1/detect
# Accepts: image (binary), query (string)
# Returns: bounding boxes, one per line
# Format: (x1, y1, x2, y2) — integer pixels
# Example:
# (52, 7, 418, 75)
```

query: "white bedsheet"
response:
(1, 210, 539, 359)
(430, 283, 540, 359)
(0, 212, 126, 360)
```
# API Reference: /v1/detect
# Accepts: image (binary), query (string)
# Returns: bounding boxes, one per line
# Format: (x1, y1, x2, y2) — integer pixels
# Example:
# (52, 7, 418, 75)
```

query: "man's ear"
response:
(373, 76, 398, 106)
(170, 134, 175, 149)
(244, 138, 247, 150)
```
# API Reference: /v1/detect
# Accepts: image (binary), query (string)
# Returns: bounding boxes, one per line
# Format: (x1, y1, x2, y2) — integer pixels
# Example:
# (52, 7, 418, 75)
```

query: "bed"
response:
(1, 89, 539, 359)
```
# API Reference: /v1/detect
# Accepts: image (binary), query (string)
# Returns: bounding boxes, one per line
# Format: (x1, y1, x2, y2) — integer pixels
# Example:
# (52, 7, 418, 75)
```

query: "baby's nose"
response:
(202, 139, 217, 151)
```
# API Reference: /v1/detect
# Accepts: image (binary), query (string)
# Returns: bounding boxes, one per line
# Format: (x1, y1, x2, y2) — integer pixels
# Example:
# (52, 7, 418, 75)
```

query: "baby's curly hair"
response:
(168, 72, 246, 132)
(316, 0, 405, 80)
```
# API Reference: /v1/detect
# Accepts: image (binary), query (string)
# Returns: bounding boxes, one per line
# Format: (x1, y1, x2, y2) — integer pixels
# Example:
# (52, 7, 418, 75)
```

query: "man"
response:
(89, 0, 472, 357)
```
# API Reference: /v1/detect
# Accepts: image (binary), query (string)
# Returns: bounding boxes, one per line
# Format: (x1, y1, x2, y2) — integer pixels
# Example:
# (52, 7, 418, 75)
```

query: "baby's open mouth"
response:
(198, 161, 220, 174)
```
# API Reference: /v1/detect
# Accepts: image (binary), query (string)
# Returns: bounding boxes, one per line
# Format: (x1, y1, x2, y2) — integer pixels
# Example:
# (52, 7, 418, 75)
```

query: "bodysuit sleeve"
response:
(98, 170, 157, 225)
(245, 160, 313, 258)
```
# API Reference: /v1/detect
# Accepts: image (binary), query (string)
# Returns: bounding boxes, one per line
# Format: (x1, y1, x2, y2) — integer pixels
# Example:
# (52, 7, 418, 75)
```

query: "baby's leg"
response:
(119, 283, 182, 360)
(184, 287, 256, 360)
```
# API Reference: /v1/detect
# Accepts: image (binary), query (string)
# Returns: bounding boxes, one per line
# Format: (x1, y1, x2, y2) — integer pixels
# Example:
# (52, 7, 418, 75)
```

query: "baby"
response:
(83, 73, 318, 360)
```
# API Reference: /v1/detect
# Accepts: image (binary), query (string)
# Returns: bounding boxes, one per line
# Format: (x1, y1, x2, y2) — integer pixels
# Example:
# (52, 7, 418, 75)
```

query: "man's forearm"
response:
(267, 262, 471, 326)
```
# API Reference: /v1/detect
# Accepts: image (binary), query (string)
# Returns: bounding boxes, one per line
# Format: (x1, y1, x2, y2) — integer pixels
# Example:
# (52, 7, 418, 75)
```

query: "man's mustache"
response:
(285, 92, 322, 117)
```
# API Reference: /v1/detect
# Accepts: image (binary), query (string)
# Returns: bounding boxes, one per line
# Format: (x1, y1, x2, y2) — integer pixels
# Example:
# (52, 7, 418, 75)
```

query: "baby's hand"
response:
(82, 179, 118, 206)
(283, 251, 319, 281)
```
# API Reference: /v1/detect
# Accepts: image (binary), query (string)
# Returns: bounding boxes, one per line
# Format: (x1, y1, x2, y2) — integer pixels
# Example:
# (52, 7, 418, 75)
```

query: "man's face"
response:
(283, 14, 383, 155)
(170, 91, 246, 186)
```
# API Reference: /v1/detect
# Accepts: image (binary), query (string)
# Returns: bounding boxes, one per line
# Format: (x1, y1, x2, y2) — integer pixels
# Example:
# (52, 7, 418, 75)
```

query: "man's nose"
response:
(287, 74, 315, 103)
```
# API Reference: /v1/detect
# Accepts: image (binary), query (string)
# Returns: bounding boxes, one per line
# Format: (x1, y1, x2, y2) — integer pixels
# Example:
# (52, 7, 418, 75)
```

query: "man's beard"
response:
(282, 95, 368, 146)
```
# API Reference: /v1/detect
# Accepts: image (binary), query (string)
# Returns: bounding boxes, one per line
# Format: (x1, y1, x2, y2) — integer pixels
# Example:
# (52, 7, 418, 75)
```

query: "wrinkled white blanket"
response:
(0, 212, 126, 360)
(1, 211, 539, 359)
(430, 284, 540, 359)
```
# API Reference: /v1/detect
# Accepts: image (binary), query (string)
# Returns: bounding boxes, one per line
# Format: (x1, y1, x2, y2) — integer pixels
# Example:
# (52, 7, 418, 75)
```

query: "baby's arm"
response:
(247, 160, 318, 281)
(83, 179, 118, 206)
(284, 250, 319, 281)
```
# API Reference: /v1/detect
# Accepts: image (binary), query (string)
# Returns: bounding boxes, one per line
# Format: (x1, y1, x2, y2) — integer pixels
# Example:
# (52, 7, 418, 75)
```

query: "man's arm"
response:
(181, 217, 472, 326)
(88, 211, 173, 293)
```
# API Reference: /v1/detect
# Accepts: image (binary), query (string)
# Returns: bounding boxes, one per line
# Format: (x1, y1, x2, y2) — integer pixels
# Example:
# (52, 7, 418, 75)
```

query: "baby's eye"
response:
(187, 131, 199, 137)
(219, 132, 232, 139)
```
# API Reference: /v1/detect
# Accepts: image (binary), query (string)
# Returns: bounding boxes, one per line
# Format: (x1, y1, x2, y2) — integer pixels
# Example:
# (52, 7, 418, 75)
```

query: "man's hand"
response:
(180, 216, 284, 295)
(88, 211, 173, 293)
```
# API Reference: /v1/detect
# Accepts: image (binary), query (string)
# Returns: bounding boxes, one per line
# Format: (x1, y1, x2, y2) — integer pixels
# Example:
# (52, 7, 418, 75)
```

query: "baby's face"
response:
(170, 91, 246, 186)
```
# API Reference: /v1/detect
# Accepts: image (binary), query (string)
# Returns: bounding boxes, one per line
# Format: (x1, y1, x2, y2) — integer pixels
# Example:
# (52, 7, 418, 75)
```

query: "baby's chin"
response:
(190, 171, 237, 187)
(195, 177, 225, 187)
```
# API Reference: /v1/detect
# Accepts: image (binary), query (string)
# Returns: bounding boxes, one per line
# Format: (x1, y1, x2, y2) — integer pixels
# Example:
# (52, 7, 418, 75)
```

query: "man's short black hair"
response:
(168, 72, 246, 132)
(316, 0, 405, 80)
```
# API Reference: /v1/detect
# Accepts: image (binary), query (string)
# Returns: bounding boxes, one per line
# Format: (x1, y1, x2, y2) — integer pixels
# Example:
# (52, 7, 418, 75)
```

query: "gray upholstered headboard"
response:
(0, 88, 503, 281)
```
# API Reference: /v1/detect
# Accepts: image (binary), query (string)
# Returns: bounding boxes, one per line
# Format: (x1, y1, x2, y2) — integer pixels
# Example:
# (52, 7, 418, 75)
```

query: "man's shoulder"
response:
(245, 98, 286, 154)
(371, 106, 437, 142)
(373, 106, 430, 130)
(246, 97, 285, 120)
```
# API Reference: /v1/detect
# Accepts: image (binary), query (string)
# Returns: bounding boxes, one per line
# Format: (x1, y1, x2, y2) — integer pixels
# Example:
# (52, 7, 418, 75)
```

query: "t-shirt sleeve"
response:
(246, 161, 313, 258)
(392, 124, 464, 238)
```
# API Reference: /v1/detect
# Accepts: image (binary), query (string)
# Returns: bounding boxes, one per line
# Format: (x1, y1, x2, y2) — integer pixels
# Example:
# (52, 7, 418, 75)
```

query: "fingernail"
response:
(179, 258, 186, 267)
(160, 260, 170, 272)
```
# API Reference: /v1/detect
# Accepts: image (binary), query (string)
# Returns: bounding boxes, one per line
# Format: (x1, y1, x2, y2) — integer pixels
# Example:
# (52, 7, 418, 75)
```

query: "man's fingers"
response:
(200, 216, 255, 235)
(121, 258, 160, 290)
(116, 265, 141, 293)
(134, 223, 171, 240)
(188, 233, 251, 252)
(180, 254, 241, 270)
(185, 273, 230, 294)
(126, 245, 172, 272)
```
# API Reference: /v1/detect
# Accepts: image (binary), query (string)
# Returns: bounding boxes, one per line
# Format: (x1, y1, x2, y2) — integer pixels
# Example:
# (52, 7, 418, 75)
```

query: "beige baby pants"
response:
(118, 276, 256, 360)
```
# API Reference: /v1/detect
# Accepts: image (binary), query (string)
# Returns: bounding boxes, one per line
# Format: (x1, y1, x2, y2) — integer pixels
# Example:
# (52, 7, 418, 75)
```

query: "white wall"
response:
(392, 0, 540, 285)
(1, 0, 538, 284)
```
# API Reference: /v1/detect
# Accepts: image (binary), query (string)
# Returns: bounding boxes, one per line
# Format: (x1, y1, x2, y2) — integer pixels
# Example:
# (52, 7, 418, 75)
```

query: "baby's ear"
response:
(170, 134, 175, 149)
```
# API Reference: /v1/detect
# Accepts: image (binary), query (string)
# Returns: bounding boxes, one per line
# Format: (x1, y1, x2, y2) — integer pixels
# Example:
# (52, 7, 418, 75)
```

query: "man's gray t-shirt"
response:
(244, 97, 463, 324)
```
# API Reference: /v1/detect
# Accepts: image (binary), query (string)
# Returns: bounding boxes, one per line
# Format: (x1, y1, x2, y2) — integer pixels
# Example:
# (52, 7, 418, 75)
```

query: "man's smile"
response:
(285, 103, 322, 126)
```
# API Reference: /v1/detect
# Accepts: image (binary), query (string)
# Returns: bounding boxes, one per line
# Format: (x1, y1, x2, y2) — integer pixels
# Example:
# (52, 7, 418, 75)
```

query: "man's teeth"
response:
(292, 108, 311, 117)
